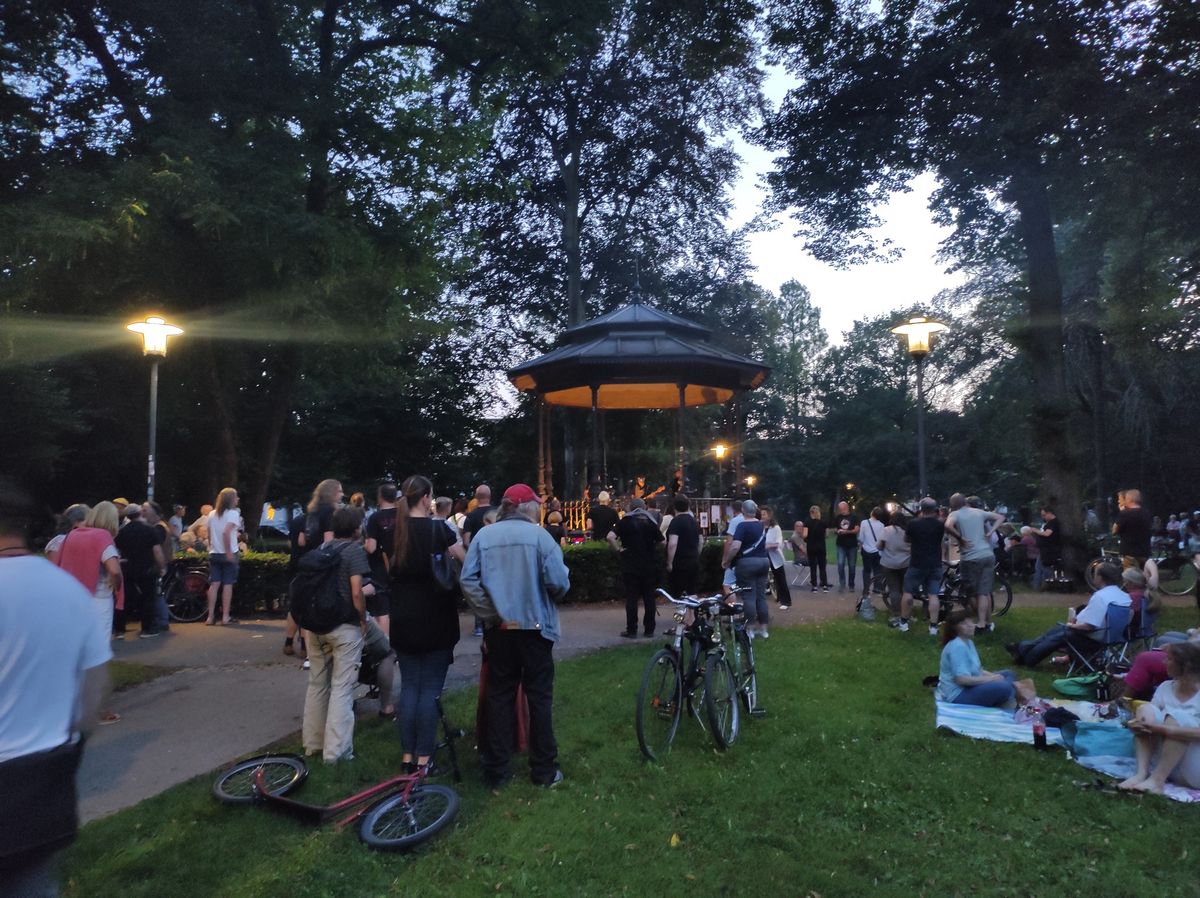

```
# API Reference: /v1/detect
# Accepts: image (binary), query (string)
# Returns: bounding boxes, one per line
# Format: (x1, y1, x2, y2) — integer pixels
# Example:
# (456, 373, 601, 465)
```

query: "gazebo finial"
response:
(631, 259, 643, 304)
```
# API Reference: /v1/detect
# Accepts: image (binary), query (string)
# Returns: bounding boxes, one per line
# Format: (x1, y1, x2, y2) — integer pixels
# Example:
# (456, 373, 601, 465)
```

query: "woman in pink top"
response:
(56, 501, 124, 723)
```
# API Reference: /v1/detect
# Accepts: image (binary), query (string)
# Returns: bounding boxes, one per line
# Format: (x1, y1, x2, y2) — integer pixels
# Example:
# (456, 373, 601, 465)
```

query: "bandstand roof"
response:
(507, 301, 770, 409)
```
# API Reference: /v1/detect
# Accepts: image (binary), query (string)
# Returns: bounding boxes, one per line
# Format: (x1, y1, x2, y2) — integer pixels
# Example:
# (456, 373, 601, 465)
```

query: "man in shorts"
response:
(898, 497, 946, 635)
(945, 494, 1005, 631)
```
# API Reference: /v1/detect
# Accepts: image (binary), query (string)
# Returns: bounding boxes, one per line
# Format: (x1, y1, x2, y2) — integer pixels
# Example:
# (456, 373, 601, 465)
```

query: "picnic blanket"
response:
(935, 701, 1200, 804)
(934, 701, 1067, 747)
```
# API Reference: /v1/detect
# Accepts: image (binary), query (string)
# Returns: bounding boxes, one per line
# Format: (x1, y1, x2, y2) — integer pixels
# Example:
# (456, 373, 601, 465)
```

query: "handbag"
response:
(0, 738, 84, 861)
(1058, 720, 1135, 758)
(430, 521, 458, 593)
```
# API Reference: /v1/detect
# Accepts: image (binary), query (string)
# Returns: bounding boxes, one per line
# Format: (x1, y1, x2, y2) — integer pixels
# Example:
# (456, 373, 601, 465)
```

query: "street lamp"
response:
(127, 315, 183, 501)
(745, 474, 757, 488)
(712, 443, 729, 497)
(890, 315, 948, 498)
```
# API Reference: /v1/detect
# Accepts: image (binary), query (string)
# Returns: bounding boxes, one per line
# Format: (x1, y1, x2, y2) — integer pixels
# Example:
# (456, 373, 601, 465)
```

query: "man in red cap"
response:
(461, 484, 570, 788)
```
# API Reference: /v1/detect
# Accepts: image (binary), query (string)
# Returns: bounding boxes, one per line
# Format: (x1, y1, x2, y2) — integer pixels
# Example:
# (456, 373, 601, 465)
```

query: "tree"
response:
(759, 0, 1168, 568)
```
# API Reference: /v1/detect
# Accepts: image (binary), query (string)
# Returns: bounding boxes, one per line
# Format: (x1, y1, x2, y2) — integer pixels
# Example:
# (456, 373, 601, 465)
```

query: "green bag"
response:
(1052, 673, 1102, 698)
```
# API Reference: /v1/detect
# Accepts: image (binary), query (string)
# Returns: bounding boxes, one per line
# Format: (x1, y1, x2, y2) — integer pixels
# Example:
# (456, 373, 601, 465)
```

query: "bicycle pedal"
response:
(749, 708, 767, 718)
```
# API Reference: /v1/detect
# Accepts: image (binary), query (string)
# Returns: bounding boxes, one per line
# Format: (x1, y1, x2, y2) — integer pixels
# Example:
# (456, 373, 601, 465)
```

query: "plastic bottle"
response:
(1032, 710, 1048, 751)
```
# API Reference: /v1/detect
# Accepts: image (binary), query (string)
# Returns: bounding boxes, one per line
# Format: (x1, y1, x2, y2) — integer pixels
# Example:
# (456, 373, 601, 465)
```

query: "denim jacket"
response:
(460, 517, 570, 643)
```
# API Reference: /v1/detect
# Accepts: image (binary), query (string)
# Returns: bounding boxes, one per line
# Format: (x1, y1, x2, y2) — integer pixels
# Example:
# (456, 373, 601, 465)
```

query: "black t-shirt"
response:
(1115, 507, 1153, 558)
(544, 523, 566, 544)
(462, 505, 492, 543)
(1035, 517, 1062, 565)
(833, 513, 859, 548)
(365, 507, 397, 582)
(667, 513, 701, 564)
(906, 516, 946, 570)
(804, 518, 828, 549)
(388, 517, 460, 654)
(613, 512, 664, 570)
(115, 520, 163, 576)
(305, 503, 335, 546)
(287, 514, 308, 573)
(589, 505, 619, 541)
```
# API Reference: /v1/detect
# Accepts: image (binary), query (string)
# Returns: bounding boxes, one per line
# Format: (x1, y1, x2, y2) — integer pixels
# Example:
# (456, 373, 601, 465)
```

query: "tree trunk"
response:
(201, 340, 240, 490)
(1009, 172, 1085, 574)
(242, 345, 301, 535)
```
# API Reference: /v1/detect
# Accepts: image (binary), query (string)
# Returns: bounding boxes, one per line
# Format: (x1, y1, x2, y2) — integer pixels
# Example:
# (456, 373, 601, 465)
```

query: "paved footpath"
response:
(78, 576, 1082, 822)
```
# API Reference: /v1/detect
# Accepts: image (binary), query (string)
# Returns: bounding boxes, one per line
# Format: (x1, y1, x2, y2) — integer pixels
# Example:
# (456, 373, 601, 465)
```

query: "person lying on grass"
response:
(1120, 642, 1200, 794)
(936, 609, 1016, 707)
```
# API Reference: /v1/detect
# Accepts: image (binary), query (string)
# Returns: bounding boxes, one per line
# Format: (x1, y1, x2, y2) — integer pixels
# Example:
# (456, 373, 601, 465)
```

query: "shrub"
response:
(176, 550, 291, 614)
(559, 539, 726, 603)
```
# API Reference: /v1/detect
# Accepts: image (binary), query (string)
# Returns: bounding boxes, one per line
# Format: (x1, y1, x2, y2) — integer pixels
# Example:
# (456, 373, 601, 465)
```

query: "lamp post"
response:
(890, 315, 948, 498)
(712, 443, 728, 498)
(127, 315, 183, 501)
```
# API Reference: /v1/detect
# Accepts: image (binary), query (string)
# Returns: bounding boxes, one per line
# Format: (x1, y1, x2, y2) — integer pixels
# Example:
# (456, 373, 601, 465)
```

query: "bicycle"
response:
(716, 586, 763, 717)
(912, 562, 1013, 623)
(161, 558, 210, 623)
(635, 589, 740, 761)
(213, 697, 463, 851)
(1087, 536, 1199, 597)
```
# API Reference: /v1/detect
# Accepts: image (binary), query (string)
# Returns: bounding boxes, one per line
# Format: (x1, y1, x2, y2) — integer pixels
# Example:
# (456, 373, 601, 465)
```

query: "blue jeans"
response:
(836, 545, 857, 589)
(734, 556, 770, 626)
(953, 669, 1016, 707)
(396, 649, 453, 757)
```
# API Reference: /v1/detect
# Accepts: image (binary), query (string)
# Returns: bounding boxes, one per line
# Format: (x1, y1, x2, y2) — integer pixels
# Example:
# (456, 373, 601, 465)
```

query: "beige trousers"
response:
(302, 623, 363, 762)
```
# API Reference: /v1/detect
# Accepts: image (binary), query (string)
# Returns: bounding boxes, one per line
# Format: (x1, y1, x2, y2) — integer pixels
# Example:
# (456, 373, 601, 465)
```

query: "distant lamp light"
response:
(745, 475, 757, 487)
(845, 482, 855, 491)
(886, 501, 897, 514)
(890, 316, 948, 358)
(127, 315, 184, 357)
(712, 443, 728, 460)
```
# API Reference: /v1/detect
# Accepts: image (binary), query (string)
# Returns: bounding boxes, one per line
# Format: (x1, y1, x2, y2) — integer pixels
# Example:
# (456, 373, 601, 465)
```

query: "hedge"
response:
(181, 540, 727, 614)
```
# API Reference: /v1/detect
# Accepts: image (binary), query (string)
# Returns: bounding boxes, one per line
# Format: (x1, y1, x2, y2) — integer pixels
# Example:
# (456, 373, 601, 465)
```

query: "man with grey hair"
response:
(945, 494, 1006, 631)
(461, 484, 570, 788)
(723, 499, 771, 638)
(609, 497, 664, 638)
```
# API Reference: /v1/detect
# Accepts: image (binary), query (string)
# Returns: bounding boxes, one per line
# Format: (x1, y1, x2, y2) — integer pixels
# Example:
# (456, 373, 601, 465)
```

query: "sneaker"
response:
(618, 630, 638, 639)
(759, 627, 769, 640)
(887, 617, 901, 628)
(283, 640, 295, 656)
(473, 626, 484, 638)
(779, 603, 791, 610)
(897, 621, 910, 633)
(747, 628, 756, 640)
(536, 769, 564, 788)
(980, 623, 995, 633)
(139, 630, 160, 639)
(928, 625, 939, 636)
(302, 659, 311, 670)
(811, 586, 818, 593)
(822, 585, 831, 593)
(643, 630, 655, 638)
(112, 632, 125, 641)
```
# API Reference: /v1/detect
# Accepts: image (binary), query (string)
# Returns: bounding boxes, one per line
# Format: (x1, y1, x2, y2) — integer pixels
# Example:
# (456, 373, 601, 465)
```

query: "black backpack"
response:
(289, 542, 351, 634)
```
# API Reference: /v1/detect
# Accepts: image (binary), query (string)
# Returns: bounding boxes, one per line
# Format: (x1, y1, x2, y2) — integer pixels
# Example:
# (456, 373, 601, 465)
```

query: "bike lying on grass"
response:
(635, 588, 753, 762)
(213, 698, 463, 851)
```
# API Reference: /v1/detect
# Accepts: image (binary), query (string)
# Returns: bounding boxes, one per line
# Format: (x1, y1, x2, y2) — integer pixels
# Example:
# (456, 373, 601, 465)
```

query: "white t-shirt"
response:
(207, 508, 243, 555)
(0, 556, 111, 763)
(93, 543, 120, 600)
(1151, 679, 1200, 729)
(1075, 584, 1132, 639)
(765, 524, 785, 569)
(858, 517, 882, 553)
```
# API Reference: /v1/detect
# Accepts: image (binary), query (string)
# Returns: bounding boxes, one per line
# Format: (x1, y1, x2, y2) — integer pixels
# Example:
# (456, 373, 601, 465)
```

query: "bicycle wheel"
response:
(636, 649, 682, 761)
(1084, 559, 1104, 591)
(991, 575, 1014, 617)
(359, 784, 459, 851)
(1157, 559, 1198, 596)
(213, 754, 308, 804)
(733, 627, 758, 713)
(703, 653, 740, 750)
(167, 571, 209, 623)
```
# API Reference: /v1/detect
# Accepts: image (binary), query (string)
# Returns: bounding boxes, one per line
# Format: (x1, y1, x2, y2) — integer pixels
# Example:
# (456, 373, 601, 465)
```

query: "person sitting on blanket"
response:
(1119, 642, 1200, 793)
(936, 609, 1017, 706)
(1004, 563, 1131, 667)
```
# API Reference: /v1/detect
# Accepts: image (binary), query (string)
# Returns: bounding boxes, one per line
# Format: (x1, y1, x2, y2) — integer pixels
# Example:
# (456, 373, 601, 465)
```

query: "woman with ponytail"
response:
(389, 475, 465, 773)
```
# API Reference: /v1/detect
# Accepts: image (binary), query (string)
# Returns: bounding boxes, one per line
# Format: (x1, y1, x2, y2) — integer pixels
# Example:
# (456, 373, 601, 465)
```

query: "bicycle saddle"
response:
(718, 601, 743, 616)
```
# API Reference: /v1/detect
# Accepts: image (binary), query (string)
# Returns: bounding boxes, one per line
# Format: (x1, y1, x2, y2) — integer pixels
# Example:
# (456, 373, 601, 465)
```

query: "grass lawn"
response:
(108, 660, 178, 692)
(65, 605, 1200, 898)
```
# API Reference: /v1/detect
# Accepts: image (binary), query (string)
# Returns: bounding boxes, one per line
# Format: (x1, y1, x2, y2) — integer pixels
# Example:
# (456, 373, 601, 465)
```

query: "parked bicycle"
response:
(635, 589, 740, 761)
(716, 586, 763, 717)
(213, 698, 463, 851)
(162, 557, 210, 623)
(1086, 536, 1198, 597)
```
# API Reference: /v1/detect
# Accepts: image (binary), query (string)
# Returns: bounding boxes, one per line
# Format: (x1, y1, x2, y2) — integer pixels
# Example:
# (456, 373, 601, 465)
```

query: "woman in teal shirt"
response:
(937, 610, 1016, 706)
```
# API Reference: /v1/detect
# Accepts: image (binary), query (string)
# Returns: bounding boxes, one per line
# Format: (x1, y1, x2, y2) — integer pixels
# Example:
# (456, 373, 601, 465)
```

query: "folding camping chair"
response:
(1065, 603, 1133, 676)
